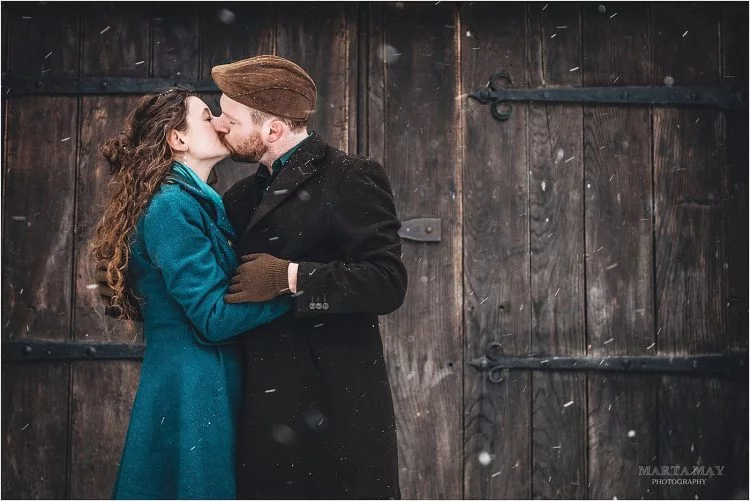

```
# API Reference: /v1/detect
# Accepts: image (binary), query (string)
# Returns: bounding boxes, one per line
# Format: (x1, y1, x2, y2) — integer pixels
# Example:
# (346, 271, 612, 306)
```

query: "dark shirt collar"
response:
(255, 132, 313, 191)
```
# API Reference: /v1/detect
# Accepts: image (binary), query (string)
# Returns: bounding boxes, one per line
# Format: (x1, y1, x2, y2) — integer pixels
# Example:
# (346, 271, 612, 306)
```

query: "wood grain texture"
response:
(2, 3, 79, 342)
(199, 2, 275, 195)
(527, 4, 586, 498)
(587, 373, 659, 499)
(153, 3, 200, 79)
(80, 2, 151, 77)
(1, 3, 7, 72)
(69, 4, 152, 498)
(1, 363, 70, 499)
(277, 2, 354, 152)
(652, 3, 724, 355)
(657, 375, 734, 499)
(2, 97, 78, 342)
(721, 3, 748, 352)
(461, 3, 531, 499)
(582, 4, 657, 498)
(651, 4, 732, 499)
(370, 3, 462, 498)
(74, 0, 151, 341)
(1, 6, 78, 498)
(68, 361, 141, 499)
(721, 4, 749, 497)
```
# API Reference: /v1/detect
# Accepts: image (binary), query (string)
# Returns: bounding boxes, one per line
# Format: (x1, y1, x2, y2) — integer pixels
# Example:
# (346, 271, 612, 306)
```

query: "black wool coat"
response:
(222, 132, 407, 499)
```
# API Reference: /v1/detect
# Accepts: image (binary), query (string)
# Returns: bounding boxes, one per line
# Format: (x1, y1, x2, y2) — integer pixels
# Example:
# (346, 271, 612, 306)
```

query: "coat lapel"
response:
(166, 175, 237, 238)
(242, 133, 327, 237)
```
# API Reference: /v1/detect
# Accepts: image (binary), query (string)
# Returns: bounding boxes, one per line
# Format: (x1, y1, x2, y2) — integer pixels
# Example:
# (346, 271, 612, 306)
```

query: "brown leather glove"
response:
(94, 259, 143, 322)
(225, 253, 290, 303)
(94, 259, 115, 300)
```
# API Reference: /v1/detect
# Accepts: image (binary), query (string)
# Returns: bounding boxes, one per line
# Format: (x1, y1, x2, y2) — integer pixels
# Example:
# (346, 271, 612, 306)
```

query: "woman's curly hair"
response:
(91, 88, 194, 320)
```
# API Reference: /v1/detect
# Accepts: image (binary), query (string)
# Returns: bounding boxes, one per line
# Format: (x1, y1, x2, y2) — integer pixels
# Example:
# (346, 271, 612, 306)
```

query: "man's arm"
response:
(226, 159, 408, 316)
(293, 160, 407, 316)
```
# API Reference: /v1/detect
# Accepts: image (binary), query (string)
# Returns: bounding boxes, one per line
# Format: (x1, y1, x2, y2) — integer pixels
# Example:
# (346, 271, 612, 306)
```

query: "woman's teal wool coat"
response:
(112, 169, 292, 500)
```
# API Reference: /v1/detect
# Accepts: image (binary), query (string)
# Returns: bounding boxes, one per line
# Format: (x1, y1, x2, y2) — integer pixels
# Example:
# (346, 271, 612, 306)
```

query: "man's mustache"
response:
(219, 136, 234, 150)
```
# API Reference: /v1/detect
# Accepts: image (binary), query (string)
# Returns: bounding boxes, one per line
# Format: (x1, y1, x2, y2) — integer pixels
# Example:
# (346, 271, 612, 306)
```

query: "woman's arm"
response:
(142, 188, 291, 341)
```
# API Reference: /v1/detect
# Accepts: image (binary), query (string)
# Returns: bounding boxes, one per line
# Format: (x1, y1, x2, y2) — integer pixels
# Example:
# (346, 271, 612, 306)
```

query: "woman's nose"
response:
(212, 116, 229, 134)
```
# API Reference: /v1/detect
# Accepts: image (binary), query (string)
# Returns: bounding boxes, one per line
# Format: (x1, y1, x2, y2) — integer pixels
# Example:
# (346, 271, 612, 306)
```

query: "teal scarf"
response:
(171, 161, 227, 216)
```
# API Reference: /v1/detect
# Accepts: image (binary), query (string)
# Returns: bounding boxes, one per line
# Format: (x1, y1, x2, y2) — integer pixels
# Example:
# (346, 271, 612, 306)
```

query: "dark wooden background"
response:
(2, 2, 747, 499)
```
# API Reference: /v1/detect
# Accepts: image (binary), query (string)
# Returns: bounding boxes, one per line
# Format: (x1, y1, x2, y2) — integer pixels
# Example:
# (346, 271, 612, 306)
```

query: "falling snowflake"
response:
(217, 8, 236, 24)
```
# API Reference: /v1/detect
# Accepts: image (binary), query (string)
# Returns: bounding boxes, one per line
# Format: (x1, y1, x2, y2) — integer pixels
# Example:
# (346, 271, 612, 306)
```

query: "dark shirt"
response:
(254, 133, 313, 192)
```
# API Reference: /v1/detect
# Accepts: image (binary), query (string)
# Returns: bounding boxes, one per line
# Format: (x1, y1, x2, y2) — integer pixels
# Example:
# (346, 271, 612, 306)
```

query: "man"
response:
(211, 55, 406, 499)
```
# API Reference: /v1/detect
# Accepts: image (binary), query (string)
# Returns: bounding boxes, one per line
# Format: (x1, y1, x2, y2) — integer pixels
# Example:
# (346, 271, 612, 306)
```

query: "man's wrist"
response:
(288, 262, 299, 293)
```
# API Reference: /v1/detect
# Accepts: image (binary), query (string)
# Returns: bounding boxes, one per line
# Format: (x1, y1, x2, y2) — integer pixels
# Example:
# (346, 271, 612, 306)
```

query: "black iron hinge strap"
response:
(469, 71, 747, 121)
(2, 76, 219, 96)
(2, 340, 145, 361)
(470, 352, 748, 382)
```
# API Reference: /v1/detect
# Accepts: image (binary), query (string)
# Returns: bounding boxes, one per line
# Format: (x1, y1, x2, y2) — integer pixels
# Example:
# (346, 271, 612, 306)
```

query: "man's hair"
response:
(248, 108, 307, 132)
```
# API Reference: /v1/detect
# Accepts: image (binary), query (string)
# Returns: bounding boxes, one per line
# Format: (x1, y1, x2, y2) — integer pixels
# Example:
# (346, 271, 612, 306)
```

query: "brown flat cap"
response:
(211, 55, 316, 121)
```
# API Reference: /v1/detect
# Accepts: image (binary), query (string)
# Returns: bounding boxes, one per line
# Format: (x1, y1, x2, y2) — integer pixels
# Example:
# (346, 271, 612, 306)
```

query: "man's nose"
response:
(212, 116, 229, 134)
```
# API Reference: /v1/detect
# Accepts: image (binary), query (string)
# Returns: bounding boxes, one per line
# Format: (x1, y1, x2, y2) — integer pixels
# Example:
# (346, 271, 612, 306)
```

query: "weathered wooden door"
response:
(3, 2, 747, 499)
(456, 3, 748, 499)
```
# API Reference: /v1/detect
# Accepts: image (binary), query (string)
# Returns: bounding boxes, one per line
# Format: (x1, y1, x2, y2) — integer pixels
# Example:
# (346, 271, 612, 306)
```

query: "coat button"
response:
(315, 303, 322, 309)
(322, 303, 329, 310)
(309, 302, 316, 310)
(227, 240, 234, 248)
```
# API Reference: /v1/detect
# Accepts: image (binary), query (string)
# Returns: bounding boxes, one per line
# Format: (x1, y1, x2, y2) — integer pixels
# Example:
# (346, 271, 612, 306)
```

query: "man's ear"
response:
(265, 120, 285, 143)
(167, 129, 188, 152)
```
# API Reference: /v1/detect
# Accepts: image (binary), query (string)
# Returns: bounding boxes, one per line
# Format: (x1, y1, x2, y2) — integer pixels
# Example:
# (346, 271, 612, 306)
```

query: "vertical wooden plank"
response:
(366, 2, 385, 162)
(73, 5, 151, 341)
(1, 1, 7, 226)
(581, 3, 658, 499)
(69, 361, 142, 499)
(153, 3, 200, 79)
(1, 3, 79, 498)
(652, 4, 733, 499)
(527, 4, 586, 498)
(348, 3, 361, 155)
(722, 0, 749, 353)
(276, 2, 355, 152)
(722, 4, 749, 497)
(199, 2, 275, 195)
(69, 4, 152, 498)
(370, 3, 462, 498)
(2, 363, 70, 499)
(3, 2, 78, 342)
(461, 3, 531, 499)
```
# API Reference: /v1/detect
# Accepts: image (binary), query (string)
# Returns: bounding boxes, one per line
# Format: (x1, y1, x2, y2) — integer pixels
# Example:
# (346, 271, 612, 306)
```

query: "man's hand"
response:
(225, 253, 291, 303)
(94, 259, 143, 322)
(94, 259, 115, 300)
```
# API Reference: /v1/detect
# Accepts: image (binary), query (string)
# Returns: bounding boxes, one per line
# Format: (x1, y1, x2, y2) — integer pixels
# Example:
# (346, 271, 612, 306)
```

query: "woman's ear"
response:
(167, 129, 188, 152)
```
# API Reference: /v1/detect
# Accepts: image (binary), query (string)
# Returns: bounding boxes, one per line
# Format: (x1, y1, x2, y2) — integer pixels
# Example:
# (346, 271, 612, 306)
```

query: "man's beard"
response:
(225, 131, 268, 163)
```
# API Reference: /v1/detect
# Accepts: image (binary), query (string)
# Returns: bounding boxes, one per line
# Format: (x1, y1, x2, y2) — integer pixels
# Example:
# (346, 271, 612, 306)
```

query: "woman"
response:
(91, 88, 291, 499)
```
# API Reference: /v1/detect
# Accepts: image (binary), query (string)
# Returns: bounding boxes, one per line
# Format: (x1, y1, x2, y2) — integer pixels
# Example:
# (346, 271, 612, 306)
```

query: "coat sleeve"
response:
(293, 159, 408, 317)
(143, 189, 292, 341)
